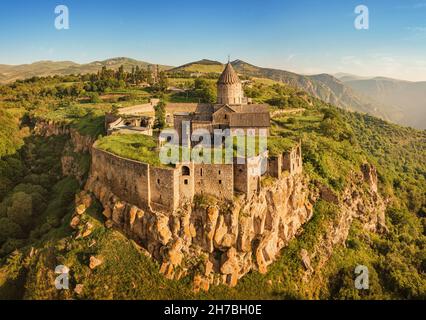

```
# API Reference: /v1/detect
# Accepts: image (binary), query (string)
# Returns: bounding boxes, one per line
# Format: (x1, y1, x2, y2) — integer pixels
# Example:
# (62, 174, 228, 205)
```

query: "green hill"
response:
(170, 59, 224, 73)
(0, 58, 172, 84)
(0, 74, 424, 300)
(2, 57, 422, 128)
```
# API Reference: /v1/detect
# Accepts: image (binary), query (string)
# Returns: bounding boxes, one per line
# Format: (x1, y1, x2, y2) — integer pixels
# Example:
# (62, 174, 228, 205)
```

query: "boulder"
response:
(156, 215, 172, 245)
(220, 248, 239, 275)
(193, 274, 210, 293)
(76, 204, 87, 215)
(70, 216, 80, 229)
(300, 249, 313, 273)
(89, 256, 103, 270)
(74, 284, 84, 296)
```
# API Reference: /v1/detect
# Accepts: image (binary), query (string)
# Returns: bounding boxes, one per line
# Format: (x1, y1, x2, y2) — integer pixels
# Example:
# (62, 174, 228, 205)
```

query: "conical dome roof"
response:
(217, 63, 240, 85)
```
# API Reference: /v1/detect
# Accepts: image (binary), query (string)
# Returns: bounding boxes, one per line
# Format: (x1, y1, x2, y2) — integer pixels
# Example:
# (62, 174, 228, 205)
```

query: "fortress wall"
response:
(149, 166, 180, 213)
(283, 143, 303, 175)
(233, 160, 248, 195)
(90, 147, 150, 210)
(246, 157, 263, 197)
(194, 163, 234, 200)
(268, 155, 282, 178)
(177, 163, 195, 203)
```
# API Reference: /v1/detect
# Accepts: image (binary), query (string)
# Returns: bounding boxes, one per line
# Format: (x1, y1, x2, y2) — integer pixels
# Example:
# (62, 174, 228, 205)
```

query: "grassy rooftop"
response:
(95, 134, 168, 167)
(95, 133, 298, 168)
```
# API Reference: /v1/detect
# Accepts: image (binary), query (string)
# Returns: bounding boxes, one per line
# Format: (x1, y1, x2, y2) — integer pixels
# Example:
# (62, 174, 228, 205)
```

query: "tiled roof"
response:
(217, 63, 240, 85)
(229, 112, 270, 128)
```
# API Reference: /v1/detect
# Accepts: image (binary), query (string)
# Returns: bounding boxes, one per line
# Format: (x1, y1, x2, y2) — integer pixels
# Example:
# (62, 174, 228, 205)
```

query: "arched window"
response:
(182, 166, 190, 176)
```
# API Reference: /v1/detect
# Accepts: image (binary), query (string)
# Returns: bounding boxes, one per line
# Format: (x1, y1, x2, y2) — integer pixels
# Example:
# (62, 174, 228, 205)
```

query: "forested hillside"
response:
(0, 70, 424, 299)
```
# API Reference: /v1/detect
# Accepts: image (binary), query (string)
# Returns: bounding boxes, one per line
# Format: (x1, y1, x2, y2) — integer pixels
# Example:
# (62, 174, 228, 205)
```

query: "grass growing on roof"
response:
(95, 134, 169, 167)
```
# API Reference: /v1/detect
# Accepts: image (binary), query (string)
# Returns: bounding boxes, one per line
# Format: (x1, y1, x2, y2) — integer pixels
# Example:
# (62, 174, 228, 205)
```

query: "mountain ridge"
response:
(1, 57, 424, 129)
(0, 57, 172, 84)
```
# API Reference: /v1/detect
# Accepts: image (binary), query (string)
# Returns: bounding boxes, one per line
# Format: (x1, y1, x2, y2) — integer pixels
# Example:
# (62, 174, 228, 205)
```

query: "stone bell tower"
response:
(217, 62, 244, 105)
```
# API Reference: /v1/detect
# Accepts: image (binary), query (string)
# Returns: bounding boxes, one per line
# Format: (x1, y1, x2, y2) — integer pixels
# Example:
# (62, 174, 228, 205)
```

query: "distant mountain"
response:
(334, 73, 374, 82)
(1, 57, 423, 129)
(342, 77, 426, 129)
(229, 60, 398, 123)
(0, 57, 172, 83)
(170, 59, 224, 73)
(172, 59, 412, 128)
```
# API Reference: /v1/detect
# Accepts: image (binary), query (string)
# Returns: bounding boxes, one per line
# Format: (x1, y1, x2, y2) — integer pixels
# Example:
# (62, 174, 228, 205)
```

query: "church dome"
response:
(217, 63, 240, 85)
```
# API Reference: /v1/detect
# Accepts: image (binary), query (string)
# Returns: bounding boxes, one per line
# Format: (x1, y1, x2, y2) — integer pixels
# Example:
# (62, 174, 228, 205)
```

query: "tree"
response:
(0, 218, 23, 243)
(154, 101, 167, 129)
(194, 79, 216, 103)
(7, 192, 33, 228)
(111, 104, 121, 116)
(87, 92, 101, 103)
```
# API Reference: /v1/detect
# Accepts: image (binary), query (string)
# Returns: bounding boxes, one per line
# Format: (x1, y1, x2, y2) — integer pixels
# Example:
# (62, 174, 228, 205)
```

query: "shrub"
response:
(0, 218, 24, 243)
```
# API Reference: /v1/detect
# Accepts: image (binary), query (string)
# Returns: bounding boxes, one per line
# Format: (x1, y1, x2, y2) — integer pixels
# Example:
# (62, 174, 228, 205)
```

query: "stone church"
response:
(174, 62, 271, 142)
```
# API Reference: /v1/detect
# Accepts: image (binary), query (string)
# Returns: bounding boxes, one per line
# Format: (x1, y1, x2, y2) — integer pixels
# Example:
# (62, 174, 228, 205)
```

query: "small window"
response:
(157, 179, 160, 184)
(182, 166, 190, 176)
(200, 168, 203, 176)
(184, 179, 188, 185)
(218, 170, 221, 175)
(219, 180, 222, 184)
(224, 115, 228, 120)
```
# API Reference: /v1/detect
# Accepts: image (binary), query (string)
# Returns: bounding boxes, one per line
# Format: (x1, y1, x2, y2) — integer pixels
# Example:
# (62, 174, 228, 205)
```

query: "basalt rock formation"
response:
(82, 172, 314, 290)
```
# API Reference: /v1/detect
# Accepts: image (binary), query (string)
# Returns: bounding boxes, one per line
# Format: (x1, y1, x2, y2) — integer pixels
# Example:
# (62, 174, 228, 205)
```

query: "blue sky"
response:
(0, 0, 425, 81)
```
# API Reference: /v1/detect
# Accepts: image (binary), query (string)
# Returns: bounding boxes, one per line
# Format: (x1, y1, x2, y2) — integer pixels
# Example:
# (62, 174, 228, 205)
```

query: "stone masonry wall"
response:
(88, 147, 151, 211)
(194, 163, 234, 200)
(149, 166, 180, 213)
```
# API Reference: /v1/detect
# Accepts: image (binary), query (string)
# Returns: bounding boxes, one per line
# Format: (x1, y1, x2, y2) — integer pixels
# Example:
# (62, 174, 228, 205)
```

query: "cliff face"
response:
(33, 119, 96, 183)
(33, 119, 70, 136)
(83, 172, 314, 290)
(61, 129, 96, 183)
(300, 164, 387, 294)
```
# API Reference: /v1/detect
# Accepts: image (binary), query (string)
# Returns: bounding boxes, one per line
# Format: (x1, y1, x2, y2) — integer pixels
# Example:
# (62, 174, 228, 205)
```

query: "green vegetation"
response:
(154, 101, 167, 129)
(95, 134, 166, 167)
(0, 68, 424, 300)
(267, 136, 296, 156)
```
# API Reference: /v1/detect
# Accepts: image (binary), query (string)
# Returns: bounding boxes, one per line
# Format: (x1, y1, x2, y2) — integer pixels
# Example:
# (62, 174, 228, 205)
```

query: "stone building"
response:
(89, 141, 302, 213)
(105, 113, 154, 136)
(88, 62, 303, 214)
(217, 62, 245, 104)
(174, 62, 270, 142)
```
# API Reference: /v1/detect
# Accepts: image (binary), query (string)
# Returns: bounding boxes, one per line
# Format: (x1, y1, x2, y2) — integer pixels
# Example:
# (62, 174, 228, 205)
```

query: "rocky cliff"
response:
(33, 119, 70, 137)
(33, 119, 96, 183)
(81, 172, 314, 291)
(299, 164, 387, 292)
(74, 161, 387, 292)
